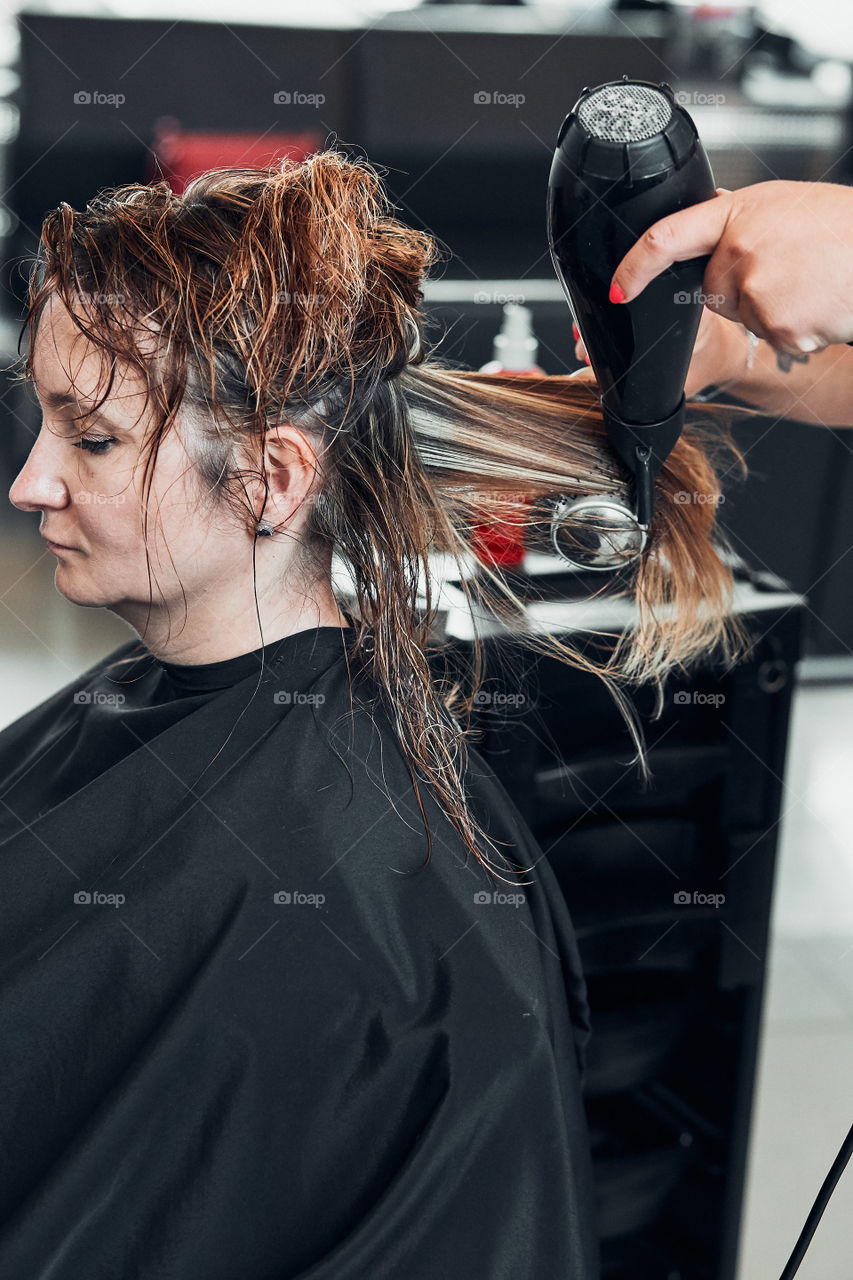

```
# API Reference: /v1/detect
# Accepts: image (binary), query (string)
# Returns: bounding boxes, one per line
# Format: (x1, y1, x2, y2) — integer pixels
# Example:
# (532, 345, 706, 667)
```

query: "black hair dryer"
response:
(547, 76, 716, 562)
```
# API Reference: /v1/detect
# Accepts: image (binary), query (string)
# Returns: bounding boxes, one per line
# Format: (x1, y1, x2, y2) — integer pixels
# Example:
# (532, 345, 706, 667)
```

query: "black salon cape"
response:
(0, 622, 599, 1280)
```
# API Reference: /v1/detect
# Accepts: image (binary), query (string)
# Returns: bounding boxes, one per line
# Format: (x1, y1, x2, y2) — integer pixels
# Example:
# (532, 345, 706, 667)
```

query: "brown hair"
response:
(14, 148, 759, 885)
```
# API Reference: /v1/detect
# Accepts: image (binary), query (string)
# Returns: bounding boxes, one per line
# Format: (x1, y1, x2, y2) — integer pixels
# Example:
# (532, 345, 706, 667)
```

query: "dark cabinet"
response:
(433, 557, 805, 1278)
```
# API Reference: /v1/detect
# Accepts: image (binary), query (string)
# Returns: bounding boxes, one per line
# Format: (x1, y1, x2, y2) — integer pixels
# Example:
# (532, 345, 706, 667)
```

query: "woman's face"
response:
(8, 294, 336, 659)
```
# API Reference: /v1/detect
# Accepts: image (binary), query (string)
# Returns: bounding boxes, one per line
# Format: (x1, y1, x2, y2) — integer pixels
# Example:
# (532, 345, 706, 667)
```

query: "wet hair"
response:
(14, 148, 758, 885)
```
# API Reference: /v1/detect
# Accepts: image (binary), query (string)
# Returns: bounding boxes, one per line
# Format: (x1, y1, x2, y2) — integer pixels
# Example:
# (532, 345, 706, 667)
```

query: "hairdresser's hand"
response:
(608, 180, 853, 355)
(571, 306, 739, 398)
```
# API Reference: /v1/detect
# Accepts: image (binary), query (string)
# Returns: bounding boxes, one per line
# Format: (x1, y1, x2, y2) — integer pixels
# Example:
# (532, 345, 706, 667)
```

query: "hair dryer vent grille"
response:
(577, 84, 671, 143)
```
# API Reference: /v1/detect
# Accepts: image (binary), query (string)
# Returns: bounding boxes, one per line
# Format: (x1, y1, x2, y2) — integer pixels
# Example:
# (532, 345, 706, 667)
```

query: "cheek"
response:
(73, 478, 142, 552)
(81, 490, 128, 523)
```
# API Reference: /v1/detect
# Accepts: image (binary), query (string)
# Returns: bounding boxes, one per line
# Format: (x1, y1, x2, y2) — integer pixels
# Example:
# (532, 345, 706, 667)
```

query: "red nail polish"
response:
(609, 283, 626, 305)
(572, 322, 579, 339)
(583, 354, 590, 365)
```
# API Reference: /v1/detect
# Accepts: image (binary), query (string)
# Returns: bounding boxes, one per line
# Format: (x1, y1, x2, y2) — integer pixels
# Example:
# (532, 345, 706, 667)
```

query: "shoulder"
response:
(0, 638, 143, 748)
(272, 659, 591, 1069)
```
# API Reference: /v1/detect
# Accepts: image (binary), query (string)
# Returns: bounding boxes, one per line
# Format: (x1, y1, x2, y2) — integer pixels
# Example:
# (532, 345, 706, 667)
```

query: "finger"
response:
(610, 191, 732, 305)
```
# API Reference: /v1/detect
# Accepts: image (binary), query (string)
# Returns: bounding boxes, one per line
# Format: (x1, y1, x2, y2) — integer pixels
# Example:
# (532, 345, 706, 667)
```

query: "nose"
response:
(8, 427, 72, 517)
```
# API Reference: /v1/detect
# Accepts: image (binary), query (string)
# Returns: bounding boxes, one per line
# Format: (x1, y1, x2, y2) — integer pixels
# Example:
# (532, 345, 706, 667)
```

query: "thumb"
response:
(610, 188, 732, 305)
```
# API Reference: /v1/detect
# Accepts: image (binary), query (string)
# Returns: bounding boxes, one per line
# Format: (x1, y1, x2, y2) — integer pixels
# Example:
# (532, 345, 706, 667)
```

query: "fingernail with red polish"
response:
(572, 322, 579, 339)
(583, 354, 590, 365)
(609, 283, 626, 304)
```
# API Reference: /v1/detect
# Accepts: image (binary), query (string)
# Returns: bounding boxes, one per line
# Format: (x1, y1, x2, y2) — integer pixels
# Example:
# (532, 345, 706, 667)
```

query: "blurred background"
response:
(0, 1, 851, 1277)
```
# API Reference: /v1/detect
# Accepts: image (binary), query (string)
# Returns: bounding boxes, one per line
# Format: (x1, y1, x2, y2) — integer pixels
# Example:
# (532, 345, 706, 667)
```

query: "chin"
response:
(52, 573, 110, 609)
(56, 590, 106, 609)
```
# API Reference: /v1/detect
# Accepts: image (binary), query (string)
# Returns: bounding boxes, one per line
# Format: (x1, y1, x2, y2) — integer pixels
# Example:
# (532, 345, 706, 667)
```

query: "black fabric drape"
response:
(0, 623, 599, 1279)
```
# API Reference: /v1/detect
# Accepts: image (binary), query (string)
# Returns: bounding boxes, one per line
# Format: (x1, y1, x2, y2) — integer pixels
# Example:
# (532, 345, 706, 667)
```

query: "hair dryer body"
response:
(547, 79, 717, 528)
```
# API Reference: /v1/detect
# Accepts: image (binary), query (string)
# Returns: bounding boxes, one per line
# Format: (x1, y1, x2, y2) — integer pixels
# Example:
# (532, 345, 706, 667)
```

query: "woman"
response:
(0, 151, 748, 1278)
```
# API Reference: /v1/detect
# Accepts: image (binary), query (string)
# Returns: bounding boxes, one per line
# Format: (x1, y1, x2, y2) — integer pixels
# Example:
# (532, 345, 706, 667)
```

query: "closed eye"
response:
(70, 436, 116, 455)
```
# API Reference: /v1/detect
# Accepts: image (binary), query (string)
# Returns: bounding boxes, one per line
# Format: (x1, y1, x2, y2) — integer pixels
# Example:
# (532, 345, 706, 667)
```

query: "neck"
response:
(115, 583, 350, 666)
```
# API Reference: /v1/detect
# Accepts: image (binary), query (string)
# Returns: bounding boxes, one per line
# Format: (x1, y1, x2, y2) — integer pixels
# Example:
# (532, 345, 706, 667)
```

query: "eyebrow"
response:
(32, 384, 121, 429)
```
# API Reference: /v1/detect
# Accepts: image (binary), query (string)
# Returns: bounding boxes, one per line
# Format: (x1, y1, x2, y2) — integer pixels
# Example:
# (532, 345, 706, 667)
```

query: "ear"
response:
(256, 422, 322, 527)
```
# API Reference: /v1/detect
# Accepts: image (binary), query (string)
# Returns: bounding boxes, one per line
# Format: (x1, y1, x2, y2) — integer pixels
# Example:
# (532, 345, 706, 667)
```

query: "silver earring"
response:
(256, 520, 275, 538)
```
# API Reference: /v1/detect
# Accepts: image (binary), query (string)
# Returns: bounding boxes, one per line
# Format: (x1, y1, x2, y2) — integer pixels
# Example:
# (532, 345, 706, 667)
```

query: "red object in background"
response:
(469, 365, 544, 569)
(469, 495, 531, 569)
(147, 117, 322, 193)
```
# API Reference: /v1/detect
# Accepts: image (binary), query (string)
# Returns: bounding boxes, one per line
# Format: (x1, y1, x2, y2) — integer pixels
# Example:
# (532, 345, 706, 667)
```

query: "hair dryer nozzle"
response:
(603, 391, 686, 529)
